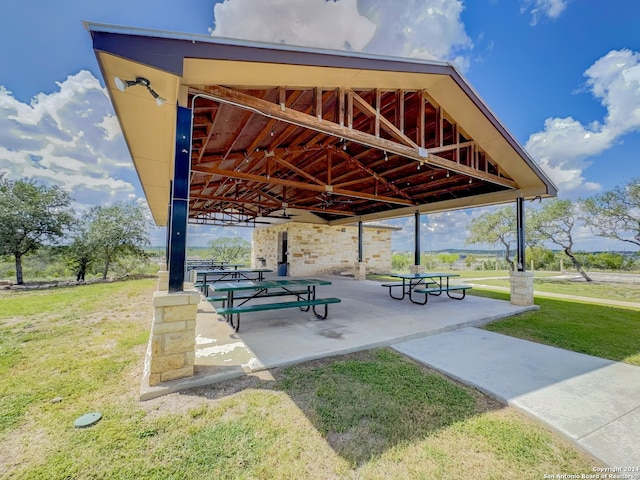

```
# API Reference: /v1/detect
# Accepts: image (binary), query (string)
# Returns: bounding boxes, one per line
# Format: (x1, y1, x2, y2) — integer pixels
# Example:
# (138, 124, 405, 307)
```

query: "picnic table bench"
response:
(216, 297, 341, 332)
(382, 273, 471, 305)
(211, 279, 340, 332)
(412, 285, 471, 303)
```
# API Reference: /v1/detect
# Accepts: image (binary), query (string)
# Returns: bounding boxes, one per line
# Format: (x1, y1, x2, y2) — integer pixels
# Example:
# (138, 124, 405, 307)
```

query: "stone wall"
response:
(252, 222, 392, 276)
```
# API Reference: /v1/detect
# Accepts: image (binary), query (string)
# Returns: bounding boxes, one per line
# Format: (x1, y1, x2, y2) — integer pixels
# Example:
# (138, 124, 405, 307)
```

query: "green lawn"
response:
(0, 279, 604, 478)
(472, 289, 640, 366)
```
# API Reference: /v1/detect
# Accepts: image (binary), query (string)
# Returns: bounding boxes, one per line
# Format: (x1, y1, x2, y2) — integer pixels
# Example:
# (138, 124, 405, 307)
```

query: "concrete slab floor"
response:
(141, 275, 535, 399)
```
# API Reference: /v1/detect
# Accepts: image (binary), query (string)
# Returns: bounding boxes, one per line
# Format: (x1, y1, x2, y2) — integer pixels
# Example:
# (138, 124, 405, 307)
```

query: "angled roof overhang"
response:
(85, 22, 557, 227)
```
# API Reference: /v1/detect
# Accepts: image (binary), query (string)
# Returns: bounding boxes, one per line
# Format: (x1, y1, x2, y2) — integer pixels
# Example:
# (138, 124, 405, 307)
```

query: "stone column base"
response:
(144, 290, 200, 386)
(354, 262, 366, 280)
(157, 270, 169, 291)
(510, 271, 534, 306)
(409, 264, 426, 274)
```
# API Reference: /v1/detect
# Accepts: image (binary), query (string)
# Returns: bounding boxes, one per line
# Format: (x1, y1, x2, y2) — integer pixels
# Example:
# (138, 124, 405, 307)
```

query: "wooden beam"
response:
(397, 90, 405, 134)
(419, 90, 426, 148)
(427, 140, 476, 155)
(347, 89, 418, 149)
(338, 88, 345, 127)
(190, 164, 415, 206)
(270, 154, 326, 186)
(375, 89, 381, 138)
(347, 90, 353, 129)
(193, 85, 517, 189)
(334, 149, 413, 201)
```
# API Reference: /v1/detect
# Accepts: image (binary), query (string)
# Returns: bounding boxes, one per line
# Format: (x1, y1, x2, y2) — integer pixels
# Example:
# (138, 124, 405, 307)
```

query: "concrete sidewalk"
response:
(394, 327, 640, 471)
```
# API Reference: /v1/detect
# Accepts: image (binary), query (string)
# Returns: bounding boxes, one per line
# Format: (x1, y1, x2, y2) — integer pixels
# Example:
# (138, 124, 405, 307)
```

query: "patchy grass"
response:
(472, 289, 640, 366)
(0, 279, 600, 478)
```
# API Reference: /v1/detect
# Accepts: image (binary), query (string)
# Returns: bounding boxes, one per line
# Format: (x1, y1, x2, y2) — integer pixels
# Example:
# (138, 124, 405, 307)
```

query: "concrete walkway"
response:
(394, 328, 640, 471)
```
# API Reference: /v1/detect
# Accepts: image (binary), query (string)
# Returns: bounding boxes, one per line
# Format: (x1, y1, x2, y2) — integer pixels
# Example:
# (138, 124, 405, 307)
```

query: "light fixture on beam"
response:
(114, 76, 166, 106)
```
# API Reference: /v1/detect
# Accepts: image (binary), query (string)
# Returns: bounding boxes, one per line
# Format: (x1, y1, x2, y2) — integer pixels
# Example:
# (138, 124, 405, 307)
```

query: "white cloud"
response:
(211, 0, 376, 51)
(97, 114, 122, 142)
(390, 209, 474, 251)
(526, 49, 640, 194)
(521, 0, 568, 26)
(210, 0, 472, 70)
(0, 71, 137, 210)
(361, 0, 472, 68)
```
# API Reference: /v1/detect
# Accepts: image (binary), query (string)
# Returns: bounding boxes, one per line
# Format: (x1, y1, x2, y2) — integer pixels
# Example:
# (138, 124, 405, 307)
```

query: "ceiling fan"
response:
(259, 205, 300, 219)
(315, 192, 354, 208)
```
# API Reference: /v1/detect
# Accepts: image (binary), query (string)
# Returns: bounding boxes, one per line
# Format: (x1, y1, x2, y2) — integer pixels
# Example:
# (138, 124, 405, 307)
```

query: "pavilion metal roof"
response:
(85, 21, 557, 227)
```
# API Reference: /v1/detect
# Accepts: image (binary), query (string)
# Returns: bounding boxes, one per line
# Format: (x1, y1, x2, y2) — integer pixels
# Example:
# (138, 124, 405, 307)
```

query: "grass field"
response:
(0, 279, 604, 478)
(470, 289, 640, 366)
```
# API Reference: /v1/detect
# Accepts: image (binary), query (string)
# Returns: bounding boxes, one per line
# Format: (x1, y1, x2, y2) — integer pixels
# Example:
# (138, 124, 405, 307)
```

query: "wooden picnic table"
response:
(382, 272, 471, 305)
(210, 278, 340, 331)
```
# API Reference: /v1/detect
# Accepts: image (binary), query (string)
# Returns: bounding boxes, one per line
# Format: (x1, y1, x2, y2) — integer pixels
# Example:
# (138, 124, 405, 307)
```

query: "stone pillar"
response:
(409, 264, 426, 274)
(157, 270, 169, 291)
(354, 262, 367, 280)
(188, 269, 197, 284)
(145, 290, 200, 386)
(510, 271, 534, 306)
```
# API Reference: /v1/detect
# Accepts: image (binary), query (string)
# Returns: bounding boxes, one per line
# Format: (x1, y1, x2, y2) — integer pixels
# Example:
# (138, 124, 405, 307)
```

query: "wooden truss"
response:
(188, 84, 517, 225)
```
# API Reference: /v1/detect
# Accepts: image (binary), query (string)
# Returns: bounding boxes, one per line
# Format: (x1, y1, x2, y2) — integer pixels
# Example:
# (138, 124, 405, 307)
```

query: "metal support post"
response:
(516, 197, 525, 271)
(358, 220, 363, 262)
(414, 211, 421, 266)
(168, 106, 192, 292)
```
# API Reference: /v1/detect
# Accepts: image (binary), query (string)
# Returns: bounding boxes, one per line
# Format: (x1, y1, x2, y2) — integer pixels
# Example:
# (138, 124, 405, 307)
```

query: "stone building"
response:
(252, 222, 399, 277)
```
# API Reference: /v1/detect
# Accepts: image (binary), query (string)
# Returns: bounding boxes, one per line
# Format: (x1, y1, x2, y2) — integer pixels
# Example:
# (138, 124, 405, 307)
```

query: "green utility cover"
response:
(73, 412, 102, 428)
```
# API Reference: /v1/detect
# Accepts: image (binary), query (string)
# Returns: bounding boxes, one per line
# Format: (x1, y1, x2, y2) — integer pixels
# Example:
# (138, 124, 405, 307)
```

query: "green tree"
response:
(85, 201, 151, 279)
(391, 252, 410, 272)
(529, 199, 592, 281)
(526, 245, 557, 270)
(581, 178, 640, 248)
(0, 176, 74, 284)
(207, 237, 250, 263)
(437, 253, 459, 267)
(466, 206, 517, 271)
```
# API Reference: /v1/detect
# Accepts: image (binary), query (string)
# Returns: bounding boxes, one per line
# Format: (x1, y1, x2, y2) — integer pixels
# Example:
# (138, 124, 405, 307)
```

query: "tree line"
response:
(0, 175, 151, 285)
(466, 177, 639, 281)
(2, 174, 637, 284)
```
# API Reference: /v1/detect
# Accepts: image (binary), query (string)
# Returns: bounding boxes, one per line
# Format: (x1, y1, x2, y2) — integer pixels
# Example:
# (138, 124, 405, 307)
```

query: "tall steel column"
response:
(168, 106, 192, 292)
(414, 211, 421, 265)
(516, 197, 525, 271)
(358, 220, 363, 262)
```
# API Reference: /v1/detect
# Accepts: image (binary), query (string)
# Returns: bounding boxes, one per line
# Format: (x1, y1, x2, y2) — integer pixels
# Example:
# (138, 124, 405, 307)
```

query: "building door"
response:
(277, 231, 288, 275)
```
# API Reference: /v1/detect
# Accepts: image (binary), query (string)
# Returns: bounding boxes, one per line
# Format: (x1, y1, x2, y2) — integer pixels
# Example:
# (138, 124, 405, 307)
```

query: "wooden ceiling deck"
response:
(188, 85, 515, 227)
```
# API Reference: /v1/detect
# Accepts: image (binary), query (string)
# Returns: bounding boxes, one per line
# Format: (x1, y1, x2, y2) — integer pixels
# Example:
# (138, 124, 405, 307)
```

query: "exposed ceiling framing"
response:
(188, 85, 516, 226)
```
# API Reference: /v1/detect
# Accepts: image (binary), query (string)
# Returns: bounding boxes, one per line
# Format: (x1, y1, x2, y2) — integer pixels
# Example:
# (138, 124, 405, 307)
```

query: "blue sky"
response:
(1, 0, 639, 252)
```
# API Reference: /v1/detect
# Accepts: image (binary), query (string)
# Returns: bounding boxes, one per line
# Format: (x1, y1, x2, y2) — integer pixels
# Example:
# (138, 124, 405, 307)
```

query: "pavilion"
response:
(85, 22, 556, 386)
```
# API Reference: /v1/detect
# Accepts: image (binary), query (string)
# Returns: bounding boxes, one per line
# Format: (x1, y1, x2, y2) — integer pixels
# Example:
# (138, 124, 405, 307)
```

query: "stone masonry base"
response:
(354, 262, 367, 280)
(510, 270, 534, 306)
(144, 289, 200, 386)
